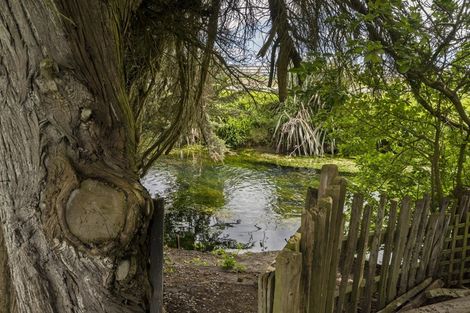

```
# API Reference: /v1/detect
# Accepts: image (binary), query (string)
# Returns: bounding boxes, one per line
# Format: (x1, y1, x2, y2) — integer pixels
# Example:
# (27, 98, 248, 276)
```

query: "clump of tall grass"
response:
(273, 94, 330, 156)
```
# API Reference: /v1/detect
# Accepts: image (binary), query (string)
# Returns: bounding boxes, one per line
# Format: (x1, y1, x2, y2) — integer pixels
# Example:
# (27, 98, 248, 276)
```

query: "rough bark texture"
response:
(0, 225, 13, 313)
(0, 1, 152, 312)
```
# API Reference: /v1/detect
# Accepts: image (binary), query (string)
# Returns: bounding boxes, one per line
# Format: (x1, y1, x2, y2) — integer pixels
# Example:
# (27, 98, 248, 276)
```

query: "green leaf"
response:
(397, 60, 411, 73)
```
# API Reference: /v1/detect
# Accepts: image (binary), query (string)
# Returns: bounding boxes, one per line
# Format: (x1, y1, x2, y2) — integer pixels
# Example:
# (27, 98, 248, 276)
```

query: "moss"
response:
(167, 146, 357, 175)
(225, 149, 358, 174)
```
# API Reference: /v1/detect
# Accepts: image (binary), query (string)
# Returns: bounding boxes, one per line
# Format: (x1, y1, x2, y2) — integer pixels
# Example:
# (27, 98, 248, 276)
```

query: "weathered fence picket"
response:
(378, 200, 397, 310)
(300, 188, 317, 313)
(362, 195, 385, 313)
(258, 267, 275, 313)
(258, 165, 470, 313)
(398, 199, 424, 295)
(273, 248, 301, 313)
(385, 197, 410, 303)
(408, 197, 431, 289)
(336, 194, 363, 312)
(350, 203, 371, 312)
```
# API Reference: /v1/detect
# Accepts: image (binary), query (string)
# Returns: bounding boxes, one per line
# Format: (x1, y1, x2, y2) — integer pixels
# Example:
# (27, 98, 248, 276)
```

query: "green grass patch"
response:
(226, 149, 358, 174)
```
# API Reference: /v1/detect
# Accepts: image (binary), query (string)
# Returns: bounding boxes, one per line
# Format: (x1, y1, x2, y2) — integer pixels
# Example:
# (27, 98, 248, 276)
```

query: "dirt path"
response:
(164, 248, 277, 313)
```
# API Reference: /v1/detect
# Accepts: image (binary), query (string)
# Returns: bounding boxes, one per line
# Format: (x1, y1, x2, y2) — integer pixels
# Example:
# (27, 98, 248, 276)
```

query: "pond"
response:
(142, 152, 320, 252)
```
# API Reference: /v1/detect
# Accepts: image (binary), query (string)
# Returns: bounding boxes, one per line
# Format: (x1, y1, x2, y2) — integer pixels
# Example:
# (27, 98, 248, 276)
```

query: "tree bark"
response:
(0, 225, 13, 313)
(431, 123, 443, 206)
(0, 1, 153, 312)
(455, 132, 470, 196)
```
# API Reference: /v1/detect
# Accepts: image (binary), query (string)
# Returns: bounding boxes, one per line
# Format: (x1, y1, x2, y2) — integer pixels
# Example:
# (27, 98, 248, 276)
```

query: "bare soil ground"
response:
(163, 248, 277, 313)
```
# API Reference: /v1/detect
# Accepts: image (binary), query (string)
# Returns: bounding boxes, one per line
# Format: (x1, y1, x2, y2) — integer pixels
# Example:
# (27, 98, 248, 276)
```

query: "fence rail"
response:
(259, 165, 470, 313)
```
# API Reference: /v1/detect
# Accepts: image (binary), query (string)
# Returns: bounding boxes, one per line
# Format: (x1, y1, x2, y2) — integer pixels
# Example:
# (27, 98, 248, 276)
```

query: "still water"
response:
(142, 153, 319, 252)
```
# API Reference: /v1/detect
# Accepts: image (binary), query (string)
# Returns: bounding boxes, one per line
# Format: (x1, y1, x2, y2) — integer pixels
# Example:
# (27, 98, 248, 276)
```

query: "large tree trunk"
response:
(0, 1, 153, 312)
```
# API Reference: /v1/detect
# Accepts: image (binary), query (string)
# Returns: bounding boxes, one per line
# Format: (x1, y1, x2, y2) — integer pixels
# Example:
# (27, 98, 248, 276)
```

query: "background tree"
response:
(279, 0, 469, 203)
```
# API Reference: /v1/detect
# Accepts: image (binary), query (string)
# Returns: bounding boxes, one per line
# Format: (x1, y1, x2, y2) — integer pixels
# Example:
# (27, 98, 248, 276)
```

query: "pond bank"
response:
(169, 146, 358, 174)
(164, 248, 277, 313)
(225, 148, 357, 174)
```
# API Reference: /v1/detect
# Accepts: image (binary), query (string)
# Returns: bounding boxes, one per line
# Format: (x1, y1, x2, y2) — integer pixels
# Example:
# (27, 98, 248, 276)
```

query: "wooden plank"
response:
(397, 279, 445, 312)
(378, 199, 398, 309)
(324, 179, 347, 313)
(440, 256, 470, 266)
(362, 195, 386, 313)
(377, 278, 432, 313)
(405, 295, 470, 313)
(349, 204, 372, 312)
(307, 164, 339, 313)
(334, 275, 381, 297)
(458, 212, 470, 286)
(442, 243, 470, 254)
(259, 268, 275, 313)
(336, 194, 364, 313)
(284, 233, 302, 254)
(387, 197, 411, 302)
(447, 215, 460, 285)
(427, 203, 451, 277)
(258, 271, 266, 313)
(300, 188, 318, 313)
(408, 196, 431, 289)
(273, 250, 302, 313)
(318, 165, 338, 199)
(308, 197, 330, 313)
(267, 270, 275, 313)
(426, 288, 470, 299)
(442, 267, 470, 275)
(416, 213, 440, 283)
(448, 278, 470, 285)
(399, 199, 426, 295)
(456, 195, 470, 220)
(150, 198, 165, 313)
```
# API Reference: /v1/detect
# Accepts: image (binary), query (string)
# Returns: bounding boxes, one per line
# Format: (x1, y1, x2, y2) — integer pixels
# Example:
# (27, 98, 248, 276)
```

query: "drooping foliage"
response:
(120, 0, 266, 175)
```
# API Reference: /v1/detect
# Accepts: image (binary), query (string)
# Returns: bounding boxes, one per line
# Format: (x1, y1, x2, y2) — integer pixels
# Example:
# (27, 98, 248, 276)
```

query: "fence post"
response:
(259, 267, 276, 313)
(300, 188, 318, 313)
(325, 178, 347, 313)
(273, 235, 302, 313)
(305, 165, 346, 313)
(308, 197, 330, 313)
(150, 198, 165, 313)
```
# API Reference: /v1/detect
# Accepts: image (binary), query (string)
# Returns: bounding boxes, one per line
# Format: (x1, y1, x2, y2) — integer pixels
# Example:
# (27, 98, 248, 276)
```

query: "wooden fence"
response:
(259, 165, 463, 313)
(439, 191, 470, 287)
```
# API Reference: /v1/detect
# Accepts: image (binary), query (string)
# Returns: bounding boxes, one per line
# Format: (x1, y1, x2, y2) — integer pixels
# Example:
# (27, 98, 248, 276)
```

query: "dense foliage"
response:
(211, 91, 278, 148)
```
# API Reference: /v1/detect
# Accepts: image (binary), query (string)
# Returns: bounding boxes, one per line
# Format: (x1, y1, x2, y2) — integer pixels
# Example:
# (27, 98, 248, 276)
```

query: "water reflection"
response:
(142, 154, 319, 252)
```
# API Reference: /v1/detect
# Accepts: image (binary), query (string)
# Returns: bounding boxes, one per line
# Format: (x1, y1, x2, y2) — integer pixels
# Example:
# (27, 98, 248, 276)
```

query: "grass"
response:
(167, 145, 358, 174)
(226, 149, 358, 174)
